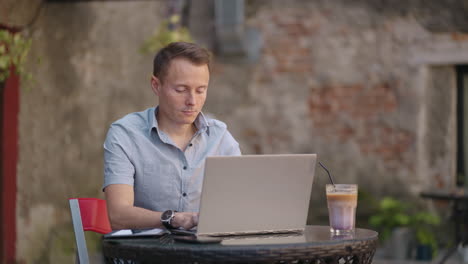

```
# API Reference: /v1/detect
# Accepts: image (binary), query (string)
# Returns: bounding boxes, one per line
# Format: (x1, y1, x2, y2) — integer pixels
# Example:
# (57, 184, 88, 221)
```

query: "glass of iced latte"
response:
(326, 184, 358, 234)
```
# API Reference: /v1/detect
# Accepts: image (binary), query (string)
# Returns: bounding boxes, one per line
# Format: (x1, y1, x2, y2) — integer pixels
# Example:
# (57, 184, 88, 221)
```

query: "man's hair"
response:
(153, 42, 211, 83)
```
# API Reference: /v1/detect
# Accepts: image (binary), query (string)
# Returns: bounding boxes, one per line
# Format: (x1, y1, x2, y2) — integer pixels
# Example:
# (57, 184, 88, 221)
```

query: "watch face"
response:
(161, 210, 173, 221)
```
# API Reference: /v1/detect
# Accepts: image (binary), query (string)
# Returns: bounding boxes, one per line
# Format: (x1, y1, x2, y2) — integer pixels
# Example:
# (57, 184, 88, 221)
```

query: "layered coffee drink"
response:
(326, 184, 357, 234)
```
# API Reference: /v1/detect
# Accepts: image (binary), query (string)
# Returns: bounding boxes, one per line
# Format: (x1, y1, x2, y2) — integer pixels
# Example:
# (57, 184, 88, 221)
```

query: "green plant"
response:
(0, 29, 32, 82)
(369, 196, 441, 258)
(140, 15, 192, 54)
(369, 197, 411, 241)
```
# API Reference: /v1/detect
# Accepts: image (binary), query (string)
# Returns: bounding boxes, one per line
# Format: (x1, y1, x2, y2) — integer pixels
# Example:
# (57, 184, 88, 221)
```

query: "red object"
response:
(2, 67, 19, 264)
(70, 198, 112, 234)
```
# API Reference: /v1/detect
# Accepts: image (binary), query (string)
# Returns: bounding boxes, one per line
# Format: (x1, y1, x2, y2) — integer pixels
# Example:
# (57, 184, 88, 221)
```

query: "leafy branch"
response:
(139, 15, 193, 54)
(0, 29, 32, 82)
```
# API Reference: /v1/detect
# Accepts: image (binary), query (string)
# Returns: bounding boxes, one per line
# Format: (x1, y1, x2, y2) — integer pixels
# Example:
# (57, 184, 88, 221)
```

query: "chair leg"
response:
(438, 245, 458, 264)
(70, 199, 90, 264)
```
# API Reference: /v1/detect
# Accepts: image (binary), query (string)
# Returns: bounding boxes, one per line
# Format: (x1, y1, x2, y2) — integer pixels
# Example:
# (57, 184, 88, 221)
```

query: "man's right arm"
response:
(104, 184, 198, 230)
(104, 184, 161, 230)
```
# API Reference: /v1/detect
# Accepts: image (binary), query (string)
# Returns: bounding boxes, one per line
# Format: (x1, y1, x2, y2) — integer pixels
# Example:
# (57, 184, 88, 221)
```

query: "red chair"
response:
(69, 198, 112, 264)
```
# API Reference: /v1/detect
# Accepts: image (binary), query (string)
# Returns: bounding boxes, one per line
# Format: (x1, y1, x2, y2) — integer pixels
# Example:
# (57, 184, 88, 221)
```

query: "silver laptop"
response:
(196, 154, 317, 236)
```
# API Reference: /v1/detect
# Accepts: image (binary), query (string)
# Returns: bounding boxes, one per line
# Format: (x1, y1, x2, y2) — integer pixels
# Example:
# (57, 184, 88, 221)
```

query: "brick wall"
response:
(206, 0, 468, 222)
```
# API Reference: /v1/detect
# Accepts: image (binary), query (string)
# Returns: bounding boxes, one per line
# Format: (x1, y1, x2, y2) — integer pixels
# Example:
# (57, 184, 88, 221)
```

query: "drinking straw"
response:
(318, 162, 335, 187)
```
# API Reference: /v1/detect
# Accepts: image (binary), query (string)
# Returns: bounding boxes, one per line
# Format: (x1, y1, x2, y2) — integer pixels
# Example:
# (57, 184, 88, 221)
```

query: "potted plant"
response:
(410, 211, 440, 260)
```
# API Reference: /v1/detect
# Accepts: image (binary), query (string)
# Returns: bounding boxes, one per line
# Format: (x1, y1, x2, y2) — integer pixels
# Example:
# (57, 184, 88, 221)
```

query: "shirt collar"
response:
(149, 106, 210, 135)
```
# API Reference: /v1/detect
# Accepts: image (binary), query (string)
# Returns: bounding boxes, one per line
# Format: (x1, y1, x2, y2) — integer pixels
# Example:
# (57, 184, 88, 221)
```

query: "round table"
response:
(102, 225, 378, 264)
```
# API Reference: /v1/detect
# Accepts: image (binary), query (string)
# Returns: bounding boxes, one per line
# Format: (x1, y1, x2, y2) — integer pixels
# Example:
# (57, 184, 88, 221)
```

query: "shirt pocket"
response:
(141, 161, 177, 210)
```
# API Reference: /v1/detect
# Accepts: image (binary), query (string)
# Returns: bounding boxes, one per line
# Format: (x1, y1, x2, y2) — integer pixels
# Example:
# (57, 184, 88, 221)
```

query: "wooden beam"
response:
(0, 24, 20, 264)
(47, 0, 157, 2)
(1, 67, 19, 264)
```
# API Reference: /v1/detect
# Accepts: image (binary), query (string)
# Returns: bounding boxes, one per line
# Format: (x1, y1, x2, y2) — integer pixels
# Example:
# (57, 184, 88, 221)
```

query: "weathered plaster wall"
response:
(424, 66, 457, 190)
(17, 2, 164, 263)
(13, 0, 468, 263)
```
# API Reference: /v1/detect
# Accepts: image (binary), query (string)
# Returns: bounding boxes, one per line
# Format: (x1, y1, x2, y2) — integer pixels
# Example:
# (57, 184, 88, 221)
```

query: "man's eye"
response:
(196, 88, 206, 94)
(175, 88, 186, 92)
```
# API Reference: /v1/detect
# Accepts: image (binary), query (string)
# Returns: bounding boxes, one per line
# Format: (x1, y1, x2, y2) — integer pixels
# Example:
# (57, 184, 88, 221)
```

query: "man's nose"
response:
(186, 91, 196, 106)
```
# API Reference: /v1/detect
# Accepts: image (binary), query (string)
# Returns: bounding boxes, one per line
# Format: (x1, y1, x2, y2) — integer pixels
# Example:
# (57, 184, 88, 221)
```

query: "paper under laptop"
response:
(190, 154, 317, 237)
(105, 228, 168, 238)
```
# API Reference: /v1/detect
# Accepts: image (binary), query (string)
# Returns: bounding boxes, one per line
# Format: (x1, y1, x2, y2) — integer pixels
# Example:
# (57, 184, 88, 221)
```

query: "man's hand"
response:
(172, 212, 199, 230)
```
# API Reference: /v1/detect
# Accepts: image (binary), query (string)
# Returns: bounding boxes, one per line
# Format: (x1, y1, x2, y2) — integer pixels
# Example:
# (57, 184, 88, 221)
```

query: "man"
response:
(103, 42, 241, 231)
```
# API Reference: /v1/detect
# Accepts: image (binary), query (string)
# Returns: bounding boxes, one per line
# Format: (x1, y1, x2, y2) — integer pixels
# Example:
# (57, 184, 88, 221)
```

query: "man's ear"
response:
(151, 75, 162, 96)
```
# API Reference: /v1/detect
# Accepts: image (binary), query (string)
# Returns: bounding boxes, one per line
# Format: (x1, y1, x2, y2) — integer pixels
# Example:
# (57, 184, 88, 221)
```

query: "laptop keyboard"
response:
(206, 229, 303, 238)
(218, 231, 303, 241)
(169, 228, 305, 243)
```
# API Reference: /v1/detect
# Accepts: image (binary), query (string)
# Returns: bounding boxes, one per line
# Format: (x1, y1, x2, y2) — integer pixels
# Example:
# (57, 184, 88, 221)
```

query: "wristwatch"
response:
(161, 210, 177, 229)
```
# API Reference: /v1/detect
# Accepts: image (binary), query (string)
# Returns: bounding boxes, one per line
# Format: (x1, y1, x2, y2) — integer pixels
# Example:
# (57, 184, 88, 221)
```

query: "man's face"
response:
(152, 58, 209, 127)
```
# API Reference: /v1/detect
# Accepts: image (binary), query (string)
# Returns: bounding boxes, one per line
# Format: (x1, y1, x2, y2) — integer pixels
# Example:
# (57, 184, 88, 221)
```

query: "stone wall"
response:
(12, 0, 468, 263)
(17, 1, 164, 263)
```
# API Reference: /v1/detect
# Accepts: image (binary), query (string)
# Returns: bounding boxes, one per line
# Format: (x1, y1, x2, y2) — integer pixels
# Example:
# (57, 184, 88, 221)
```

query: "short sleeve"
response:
(103, 124, 136, 190)
(220, 130, 242, 156)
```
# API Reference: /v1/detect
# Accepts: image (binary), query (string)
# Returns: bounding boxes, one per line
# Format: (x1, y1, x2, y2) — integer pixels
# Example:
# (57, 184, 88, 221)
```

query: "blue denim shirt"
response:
(103, 107, 241, 212)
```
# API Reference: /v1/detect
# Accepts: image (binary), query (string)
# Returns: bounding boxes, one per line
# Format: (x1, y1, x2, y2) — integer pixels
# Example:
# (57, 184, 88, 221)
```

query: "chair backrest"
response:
(69, 198, 112, 264)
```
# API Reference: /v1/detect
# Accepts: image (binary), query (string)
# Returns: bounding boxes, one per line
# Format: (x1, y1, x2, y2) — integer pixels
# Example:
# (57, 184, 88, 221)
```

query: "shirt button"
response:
(189, 143, 193, 147)
(182, 193, 187, 197)
(183, 166, 187, 170)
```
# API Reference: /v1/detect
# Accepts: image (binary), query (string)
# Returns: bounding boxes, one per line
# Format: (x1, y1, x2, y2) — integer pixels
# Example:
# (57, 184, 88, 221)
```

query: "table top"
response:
(420, 188, 468, 201)
(102, 225, 378, 263)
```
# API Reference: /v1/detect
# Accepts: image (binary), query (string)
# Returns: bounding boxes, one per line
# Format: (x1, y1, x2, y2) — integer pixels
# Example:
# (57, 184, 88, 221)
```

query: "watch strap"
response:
(162, 220, 173, 229)
(161, 210, 177, 229)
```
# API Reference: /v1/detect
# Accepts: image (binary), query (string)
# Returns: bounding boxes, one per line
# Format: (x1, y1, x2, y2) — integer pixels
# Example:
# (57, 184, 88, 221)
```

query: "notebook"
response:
(105, 228, 168, 238)
(190, 154, 317, 237)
